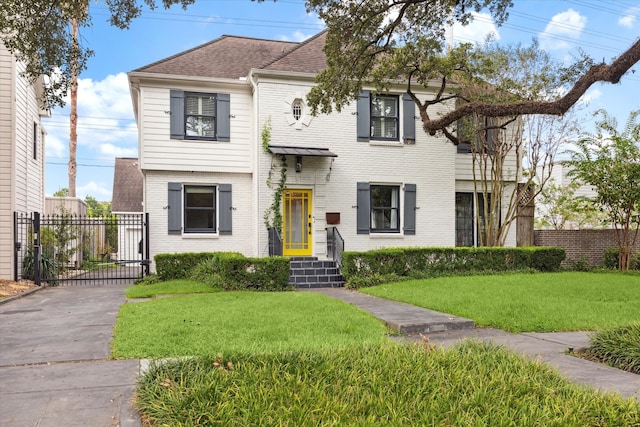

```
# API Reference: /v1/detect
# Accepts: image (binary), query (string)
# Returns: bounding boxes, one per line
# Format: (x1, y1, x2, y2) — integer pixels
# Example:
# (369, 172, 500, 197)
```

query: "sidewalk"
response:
(310, 287, 640, 402)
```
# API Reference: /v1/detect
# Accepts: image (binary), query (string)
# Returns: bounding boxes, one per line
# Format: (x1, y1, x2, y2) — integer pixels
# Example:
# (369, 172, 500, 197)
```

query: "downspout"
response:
(248, 70, 261, 257)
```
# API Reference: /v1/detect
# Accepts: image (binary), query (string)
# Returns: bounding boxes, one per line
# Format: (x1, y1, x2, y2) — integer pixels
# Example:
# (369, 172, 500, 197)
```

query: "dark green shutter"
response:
(356, 90, 370, 142)
(403, 183, 417, 235)
(170, 90, 184, 139)
(402, 93, 415, 143)
(357, 182, 370, 234)
(217, 93, 230, 142)
(168, 182, 182, 234)
(218, 184, 232, 235)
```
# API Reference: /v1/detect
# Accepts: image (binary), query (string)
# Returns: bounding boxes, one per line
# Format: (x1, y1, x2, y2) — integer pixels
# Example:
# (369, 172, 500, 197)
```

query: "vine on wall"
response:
(261, 117, 287, 232)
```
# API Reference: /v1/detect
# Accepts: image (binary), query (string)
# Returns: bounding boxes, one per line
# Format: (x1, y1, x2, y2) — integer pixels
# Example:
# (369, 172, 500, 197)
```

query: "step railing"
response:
(326, 226, 344, 268)
(268, 227, 283, 256)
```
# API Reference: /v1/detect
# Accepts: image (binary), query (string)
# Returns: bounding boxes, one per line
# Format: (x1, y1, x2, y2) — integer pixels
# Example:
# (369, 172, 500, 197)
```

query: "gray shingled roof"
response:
(112, 158, 143, 213)
(133, 31, 327, 78)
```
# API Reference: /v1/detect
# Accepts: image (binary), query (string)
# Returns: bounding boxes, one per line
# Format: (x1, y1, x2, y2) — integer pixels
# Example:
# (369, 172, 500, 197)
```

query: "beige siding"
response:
(144, 170, 254, 272)
(0, 44, 46, 279)
(0, 44, 15, 279)
(139, 83, 253, 173)
(254, 79, 458, 257)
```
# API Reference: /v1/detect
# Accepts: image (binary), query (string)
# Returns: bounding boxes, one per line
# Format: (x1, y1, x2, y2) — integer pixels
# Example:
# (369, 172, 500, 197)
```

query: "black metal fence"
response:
(13, 212, 149, 286)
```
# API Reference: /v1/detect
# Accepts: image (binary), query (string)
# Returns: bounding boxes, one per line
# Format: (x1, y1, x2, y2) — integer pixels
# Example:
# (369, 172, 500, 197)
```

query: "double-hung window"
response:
(184, 185, 216, 233)
(185, 93, 216, 140)
(370, 185, 400, 232)
(357, 91, 415, 143)
(170, 90, 230, 142)
(370, 95, 399, 140)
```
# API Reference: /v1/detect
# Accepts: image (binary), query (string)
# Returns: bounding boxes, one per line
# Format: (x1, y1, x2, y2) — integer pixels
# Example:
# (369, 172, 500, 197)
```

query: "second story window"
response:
(370, 95, 399, 140)
(170, 90, 230, 142)
(185, 93, 216, 139)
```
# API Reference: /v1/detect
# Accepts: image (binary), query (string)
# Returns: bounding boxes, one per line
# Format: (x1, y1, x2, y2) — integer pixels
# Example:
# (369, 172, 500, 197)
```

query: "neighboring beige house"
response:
(0, 43, 49, 280)
(128, 31, 518, 277)
(112, 157, 144, 262)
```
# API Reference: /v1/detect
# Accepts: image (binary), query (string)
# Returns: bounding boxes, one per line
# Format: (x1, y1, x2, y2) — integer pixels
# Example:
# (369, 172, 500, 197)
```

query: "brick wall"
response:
(534, 229, 640, 266)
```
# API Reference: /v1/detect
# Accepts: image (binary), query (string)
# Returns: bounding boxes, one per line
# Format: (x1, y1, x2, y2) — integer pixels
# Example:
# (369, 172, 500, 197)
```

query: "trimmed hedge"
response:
(156, 252, 291, 291)
(342, 247, 565, 288)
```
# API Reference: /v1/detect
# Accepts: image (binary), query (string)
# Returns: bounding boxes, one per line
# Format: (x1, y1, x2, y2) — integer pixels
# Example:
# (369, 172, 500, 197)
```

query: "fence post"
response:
(13, 212, 19, 281)
(144, 213, 150, 276)
(33, 212, 41, 286)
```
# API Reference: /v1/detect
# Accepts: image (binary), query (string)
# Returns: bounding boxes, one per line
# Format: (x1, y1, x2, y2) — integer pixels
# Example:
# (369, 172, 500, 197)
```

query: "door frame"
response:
(282, 188, 313, 256)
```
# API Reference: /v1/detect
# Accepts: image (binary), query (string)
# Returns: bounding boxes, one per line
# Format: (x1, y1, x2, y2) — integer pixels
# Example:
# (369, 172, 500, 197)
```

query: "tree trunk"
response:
(69, 18, 78, 198)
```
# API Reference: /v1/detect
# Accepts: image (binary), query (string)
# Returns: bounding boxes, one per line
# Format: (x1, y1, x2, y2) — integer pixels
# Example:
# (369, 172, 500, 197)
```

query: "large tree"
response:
(305, 0, 640, 136)
(568, 110, 640, 270)
(0, 0, 208, 108)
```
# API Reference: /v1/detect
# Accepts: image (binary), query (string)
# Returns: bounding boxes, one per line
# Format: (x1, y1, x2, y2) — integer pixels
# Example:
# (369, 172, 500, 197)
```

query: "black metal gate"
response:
(13, 212, 149, 286)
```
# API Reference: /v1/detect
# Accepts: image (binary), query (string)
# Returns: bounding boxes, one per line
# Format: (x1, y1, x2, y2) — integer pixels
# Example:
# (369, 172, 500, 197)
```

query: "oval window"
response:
(292, 99, 303, 121)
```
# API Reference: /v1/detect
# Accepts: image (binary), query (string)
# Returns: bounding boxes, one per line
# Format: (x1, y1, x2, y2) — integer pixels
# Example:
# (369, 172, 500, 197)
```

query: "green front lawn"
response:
(362, 272, 640, 332)
(136, 341, 640, 426)
(112, 291, 388, 358)
(125, 279, 218, 298)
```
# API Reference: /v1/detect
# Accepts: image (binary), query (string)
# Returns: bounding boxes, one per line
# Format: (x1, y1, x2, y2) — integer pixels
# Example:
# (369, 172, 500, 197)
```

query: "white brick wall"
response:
(254, 79, 459, 257)
(144, 170, 254, 272)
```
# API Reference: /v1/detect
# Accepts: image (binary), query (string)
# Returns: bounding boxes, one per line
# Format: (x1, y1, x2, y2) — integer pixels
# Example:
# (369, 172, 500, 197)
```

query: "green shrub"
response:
(21, 248, 59, 285)
(342, 246, 565, 287)
(155, 252, 242, 280)
(603, 248, 640, 270)
(584, 324, 640, 374)
(156, 251, 291, 291)
(217, 255, 291, 291)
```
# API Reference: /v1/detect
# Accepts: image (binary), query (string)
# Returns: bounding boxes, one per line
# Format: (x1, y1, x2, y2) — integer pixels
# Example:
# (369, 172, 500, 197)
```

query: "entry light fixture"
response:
(295, 155, 302, 173)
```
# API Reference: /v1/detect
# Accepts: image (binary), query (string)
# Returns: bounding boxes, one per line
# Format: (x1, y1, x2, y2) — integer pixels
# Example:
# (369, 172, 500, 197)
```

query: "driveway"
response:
(0, 283, 141, 427)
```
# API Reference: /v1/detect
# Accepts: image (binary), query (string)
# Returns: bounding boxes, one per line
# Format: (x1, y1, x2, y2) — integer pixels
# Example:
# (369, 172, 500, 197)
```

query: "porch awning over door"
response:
(267, 145, 338, 157)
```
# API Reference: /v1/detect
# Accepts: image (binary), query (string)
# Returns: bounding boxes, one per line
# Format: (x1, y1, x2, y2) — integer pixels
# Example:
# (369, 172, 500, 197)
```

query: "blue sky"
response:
(42, 0, 640, 201)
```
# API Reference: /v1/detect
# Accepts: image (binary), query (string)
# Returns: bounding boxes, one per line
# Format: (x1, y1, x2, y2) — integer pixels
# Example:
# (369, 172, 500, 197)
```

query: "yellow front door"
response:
(282, 189, 312, 256)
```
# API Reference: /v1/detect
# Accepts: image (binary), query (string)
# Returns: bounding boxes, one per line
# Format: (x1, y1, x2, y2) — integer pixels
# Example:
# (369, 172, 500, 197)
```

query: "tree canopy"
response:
(568, 110, 640, 270)
(0, 0, 264, 108)
(306, 0, 640, 137)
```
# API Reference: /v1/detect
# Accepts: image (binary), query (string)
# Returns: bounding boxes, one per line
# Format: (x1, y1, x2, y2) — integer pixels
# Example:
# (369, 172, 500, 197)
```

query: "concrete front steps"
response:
(289, 257, 345, 289)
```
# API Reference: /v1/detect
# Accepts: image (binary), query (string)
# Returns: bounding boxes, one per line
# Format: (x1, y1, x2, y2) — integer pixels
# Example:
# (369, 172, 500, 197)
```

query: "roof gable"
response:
(112, 157, 143, 213)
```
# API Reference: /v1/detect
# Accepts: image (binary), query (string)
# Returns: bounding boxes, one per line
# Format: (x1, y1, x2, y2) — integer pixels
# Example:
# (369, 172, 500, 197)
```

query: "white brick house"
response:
(128, 31, 516, 270)
(0, 43, 49, 280)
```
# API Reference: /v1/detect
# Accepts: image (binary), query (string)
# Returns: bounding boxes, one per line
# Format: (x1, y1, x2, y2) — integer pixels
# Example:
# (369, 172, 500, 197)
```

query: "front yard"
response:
(117, 272, 640, 426)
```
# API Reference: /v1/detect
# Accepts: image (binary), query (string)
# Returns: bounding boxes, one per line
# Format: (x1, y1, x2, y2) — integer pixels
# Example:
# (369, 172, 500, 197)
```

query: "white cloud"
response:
(539, 9, 586, 51)
(77, 181, 112, 200)
(619, 7, 639, 28)
(43, 72, 138, 201)
(447, 12, 500, 46)
(578, 88, 602, 105)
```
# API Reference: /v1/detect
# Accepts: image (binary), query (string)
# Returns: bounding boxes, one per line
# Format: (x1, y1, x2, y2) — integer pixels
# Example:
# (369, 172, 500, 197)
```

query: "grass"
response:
(362, 272, 640, 332)
(112, 292, 388, 358)
(582, 323, 640, 374)
(125, 279, 218, 298)
(136, 340, 640, 426)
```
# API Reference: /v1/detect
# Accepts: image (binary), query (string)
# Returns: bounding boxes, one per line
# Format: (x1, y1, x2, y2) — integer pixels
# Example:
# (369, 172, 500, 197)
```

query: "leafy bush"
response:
(157, 251, 291, 291)
(133, 273, 161, 286)
(342, 247, 565, 288)
(21, 248, 58, 285)
(603, 248, 640, 270)
(155, 252, 242, 280)
(583, 324, 640, 374)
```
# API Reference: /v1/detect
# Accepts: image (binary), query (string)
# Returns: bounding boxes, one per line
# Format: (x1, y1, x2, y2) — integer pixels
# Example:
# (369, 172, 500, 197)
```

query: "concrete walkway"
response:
(311, 287, 640, 402)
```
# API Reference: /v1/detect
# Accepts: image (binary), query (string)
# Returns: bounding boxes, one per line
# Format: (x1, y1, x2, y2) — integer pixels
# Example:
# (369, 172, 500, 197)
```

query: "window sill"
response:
(369, 233, 403, 239)
(181, 233, 219, 239)
(369, 140, 403, 147)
